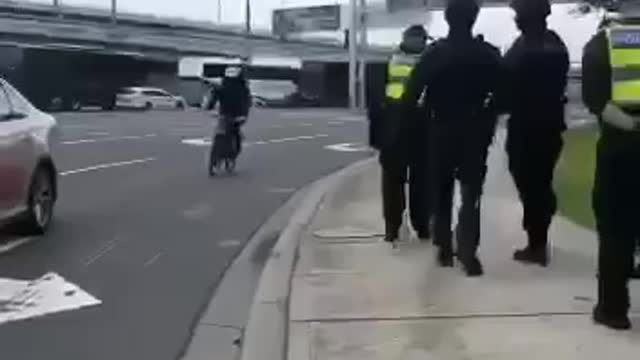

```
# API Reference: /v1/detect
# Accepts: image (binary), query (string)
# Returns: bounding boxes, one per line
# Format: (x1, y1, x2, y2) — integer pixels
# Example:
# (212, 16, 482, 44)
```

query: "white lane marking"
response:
(85, 131, 111, 136)
(0, 237, 34, 255)
(61, 134, 157, 145)
(218, 239, 242, 249)
(0, 272, 101, 325)
(181, 134, 329, 147)
(60, 158, 155, 176)
(182, 138, 211, 146)
(335, 115, 366, 123)
(252, 134, 328, 145)
(83, 236, 127, 267)
(328, 121, 345, 126)
(143, 252, 163, 268)
(325, 143, 370, 152)
(182, 203, 213, 221)
(298, 123, 313, 127)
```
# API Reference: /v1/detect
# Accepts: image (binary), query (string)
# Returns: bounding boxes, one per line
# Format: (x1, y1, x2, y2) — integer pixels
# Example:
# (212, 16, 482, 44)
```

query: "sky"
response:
(23, 0, 355, 26)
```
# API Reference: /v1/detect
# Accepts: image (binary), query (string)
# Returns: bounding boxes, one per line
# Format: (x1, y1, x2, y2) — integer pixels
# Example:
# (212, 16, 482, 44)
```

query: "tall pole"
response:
(53, 0, 61, 17)
(217, 0, 222, 23)
(111, 0, 117, 24)
(348, 0, 358, 110)
(245, 0, 252, 61)
(358, 0, 368, 110)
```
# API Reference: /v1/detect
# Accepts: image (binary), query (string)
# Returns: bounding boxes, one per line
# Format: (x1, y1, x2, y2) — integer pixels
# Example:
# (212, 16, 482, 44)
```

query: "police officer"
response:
(376, 25, 432, 245)
(404, 0, 501, 276)
(582, 2, 640, 330)
(503, 0, 569, 267)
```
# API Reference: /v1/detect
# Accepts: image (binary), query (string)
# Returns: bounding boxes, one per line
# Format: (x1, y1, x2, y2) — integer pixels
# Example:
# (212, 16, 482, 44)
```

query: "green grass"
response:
(554, 127, 599, 230)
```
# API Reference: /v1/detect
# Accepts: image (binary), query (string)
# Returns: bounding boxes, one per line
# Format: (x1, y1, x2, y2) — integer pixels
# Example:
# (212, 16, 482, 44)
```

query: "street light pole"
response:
(217, 0, 222, 23)
(348, 0, 358, 110)
(111, 0, 117, 24)
(244, 0, 252, 61)
(358, 0, 368, 110)
(53, 0, 61, 17)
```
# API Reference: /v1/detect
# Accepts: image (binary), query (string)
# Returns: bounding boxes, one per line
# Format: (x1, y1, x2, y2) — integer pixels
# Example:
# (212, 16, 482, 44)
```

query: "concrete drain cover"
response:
(313, 226, 384, 239)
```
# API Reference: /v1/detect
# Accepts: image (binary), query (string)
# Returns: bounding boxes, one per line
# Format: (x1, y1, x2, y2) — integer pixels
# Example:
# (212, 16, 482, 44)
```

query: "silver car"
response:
(0, 78, 58, 234)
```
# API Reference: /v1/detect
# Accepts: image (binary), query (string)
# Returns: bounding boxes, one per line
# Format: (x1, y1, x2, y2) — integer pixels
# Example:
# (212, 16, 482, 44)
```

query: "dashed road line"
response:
(61, 134, 157, 145)
(181, 134, 329, 147)
(83, 236, 127, 267)
(143, 252, 163, 268)
(60, 158, 155, 176)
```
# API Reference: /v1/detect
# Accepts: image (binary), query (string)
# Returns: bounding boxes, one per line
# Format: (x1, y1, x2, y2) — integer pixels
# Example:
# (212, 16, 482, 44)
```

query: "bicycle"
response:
(208, 115, 244, 176)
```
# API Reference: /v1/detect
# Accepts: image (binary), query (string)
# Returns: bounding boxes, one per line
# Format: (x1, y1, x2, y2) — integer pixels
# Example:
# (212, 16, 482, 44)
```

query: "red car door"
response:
(0, 84, 31, 218)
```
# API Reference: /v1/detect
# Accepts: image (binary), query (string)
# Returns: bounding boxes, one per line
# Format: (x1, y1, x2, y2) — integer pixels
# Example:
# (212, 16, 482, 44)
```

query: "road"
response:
(0, 108, 368, 360)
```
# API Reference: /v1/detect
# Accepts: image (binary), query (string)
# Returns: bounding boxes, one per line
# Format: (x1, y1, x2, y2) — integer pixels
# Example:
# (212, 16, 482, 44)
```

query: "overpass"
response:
(0, 0, 390, 62)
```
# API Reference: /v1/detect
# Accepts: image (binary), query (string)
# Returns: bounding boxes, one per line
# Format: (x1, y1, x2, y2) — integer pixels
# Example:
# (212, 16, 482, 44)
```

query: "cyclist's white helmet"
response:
(224, 66, 242, 78)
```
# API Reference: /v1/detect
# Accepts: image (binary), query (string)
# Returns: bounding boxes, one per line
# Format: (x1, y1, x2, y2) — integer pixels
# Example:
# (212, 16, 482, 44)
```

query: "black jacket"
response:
(404, 34, 502, 126)
(503, 30, 569, 134)
(214, 77, 251, 118)
(582, 30, 611, 116)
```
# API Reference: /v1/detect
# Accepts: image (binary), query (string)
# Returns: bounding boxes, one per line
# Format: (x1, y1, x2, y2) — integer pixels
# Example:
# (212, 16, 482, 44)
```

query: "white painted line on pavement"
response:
(60, 158, 155, 176)
(253, 134, 328, 145)
(328, 121, 345, 126)
(85, 131, 111, 136)
(325, 143, 369, 152)
(0, 272, 101, 325)
(298, 123, 313, 127)
(181, 134, 329, 148)
(218, 239, 242, 249)
(61, 134, 157, 145)
(0, 237, 33, 255)
(83, 236, 127, 267)
(143, 252, 163, 268)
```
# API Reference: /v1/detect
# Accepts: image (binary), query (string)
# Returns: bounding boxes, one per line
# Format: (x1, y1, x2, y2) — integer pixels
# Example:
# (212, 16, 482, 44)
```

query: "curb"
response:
(239, 157, 376, 360)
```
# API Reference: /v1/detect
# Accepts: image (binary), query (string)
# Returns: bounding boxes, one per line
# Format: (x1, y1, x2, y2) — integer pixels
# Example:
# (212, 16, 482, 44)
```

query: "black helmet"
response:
(403, 24, 427, 39)
(445, 0, 480, 28)
(510, 0, 551, 18)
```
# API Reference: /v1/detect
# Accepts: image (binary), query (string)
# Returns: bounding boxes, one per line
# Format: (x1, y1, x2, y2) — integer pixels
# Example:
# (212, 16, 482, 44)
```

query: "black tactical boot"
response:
(513, 246, 549, 267)
(460, 256, 484, 277)
(593, 306, 632, 330)
(437, 246, 454, 267)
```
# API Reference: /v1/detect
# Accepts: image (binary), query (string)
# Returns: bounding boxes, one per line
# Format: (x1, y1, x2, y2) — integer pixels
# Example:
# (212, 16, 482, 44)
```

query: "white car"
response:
(116, 87, 186, 110)
(0, 78, 58, 234)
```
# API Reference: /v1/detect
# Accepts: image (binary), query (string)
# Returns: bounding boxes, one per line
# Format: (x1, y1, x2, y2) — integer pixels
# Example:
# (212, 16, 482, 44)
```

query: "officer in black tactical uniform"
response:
(376, 25, 432, 245)
(403, 0, 501, 276)
(502, 0, 570, 267)
(582, 0, 640, 330)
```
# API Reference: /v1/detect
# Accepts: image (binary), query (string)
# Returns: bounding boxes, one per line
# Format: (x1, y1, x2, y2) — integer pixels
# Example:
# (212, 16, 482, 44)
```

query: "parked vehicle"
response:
(0, 78, 58, 234)
(116, 87, 186, 110)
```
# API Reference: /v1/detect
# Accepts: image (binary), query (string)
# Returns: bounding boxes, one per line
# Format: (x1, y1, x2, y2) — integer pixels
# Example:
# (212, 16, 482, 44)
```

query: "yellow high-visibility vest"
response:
(385, 52, 420, 100)
(608, 25, 640, 107)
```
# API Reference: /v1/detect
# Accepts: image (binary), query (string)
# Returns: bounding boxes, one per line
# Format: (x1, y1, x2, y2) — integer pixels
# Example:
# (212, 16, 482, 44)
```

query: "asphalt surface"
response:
(0, 107, 368, 360)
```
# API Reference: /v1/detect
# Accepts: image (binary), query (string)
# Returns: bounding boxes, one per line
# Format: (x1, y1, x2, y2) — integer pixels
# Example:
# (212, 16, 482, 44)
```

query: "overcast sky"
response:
(24, 0, 362, 27)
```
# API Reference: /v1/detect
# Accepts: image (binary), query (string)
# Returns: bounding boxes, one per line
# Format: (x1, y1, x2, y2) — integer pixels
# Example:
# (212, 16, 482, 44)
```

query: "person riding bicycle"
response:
(213, 66, 251, 154)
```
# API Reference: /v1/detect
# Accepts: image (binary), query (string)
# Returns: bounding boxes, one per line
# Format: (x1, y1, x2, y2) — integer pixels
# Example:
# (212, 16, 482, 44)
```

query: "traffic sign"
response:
(272, 5, 341, 37)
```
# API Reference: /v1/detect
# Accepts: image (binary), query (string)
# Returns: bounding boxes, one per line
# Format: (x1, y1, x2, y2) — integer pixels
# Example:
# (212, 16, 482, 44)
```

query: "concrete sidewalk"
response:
(288, 134, 640, 359)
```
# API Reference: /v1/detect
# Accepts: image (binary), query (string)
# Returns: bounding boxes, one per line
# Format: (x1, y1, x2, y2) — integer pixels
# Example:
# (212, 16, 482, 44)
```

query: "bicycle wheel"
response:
(225, 158, 236, 173)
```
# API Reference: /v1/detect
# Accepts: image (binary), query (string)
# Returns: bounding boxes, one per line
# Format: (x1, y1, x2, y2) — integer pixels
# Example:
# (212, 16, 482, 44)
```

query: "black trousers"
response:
(432, 127, 489, 260)
(593, 128, 640, 317)
(506, 131, 563, 248)
(379, 114, 431, 238)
